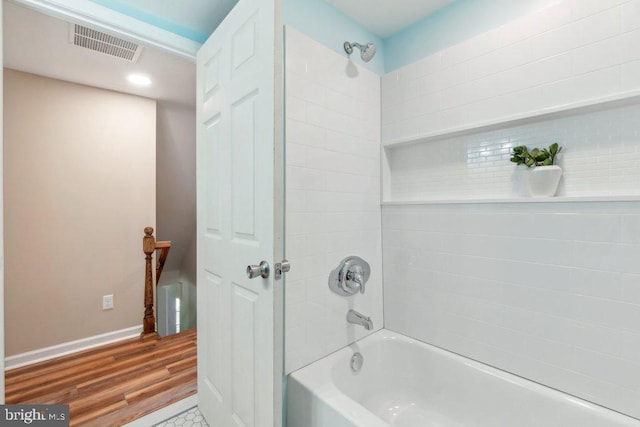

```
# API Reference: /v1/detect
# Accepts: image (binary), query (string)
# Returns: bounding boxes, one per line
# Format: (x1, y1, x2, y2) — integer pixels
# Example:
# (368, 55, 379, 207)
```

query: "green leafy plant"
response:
(510, 143, 562, 168)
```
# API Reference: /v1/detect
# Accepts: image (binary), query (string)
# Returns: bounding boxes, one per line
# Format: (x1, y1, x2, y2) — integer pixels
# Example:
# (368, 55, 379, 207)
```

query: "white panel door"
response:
(196, 0, 281, 426)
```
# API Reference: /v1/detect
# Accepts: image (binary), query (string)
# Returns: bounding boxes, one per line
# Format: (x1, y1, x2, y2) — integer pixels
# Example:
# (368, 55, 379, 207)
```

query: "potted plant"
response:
(510, 143, 563, 197)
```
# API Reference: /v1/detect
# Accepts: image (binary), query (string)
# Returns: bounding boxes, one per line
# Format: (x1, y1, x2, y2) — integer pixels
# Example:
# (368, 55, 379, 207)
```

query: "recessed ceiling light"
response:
(127, 74, 152, 86)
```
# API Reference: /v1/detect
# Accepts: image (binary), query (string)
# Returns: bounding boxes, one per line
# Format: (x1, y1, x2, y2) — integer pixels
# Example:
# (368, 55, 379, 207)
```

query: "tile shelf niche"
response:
(382, 93, 640, 204)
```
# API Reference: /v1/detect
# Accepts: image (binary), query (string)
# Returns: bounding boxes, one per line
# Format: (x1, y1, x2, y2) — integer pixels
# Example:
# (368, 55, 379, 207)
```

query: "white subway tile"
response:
(571, 321, 622, 356)
(325, 130, 378, 157)
(287, 119, 325, 148)
(384, 202, 640, 418)
(580, 379, 640, 418)
(526, 335, 574, 367)
(286, 142, 307, 167)
(286, 188, 306, 213)
(618, 329, 640, 360)
(398, 52, 444, 81)
(529, 24, 580, 62)
(381, 105, 400, 125)
(497, 4, 563, 47)
(286, 165, 325, 192)
(285, 28, 382, 374)
(621, 273, 640, 305)
(575, 6, 621, 46)
(532, 312, 574, 342)
(539, 1, 574, 29)
(287, 72, 326, 106)
(571, 0, 626, 21)
(621, 59, 640, 98)
(515, 359, 591, 397)
(564, 65, 623, 103)
(440, 29, 499, 68)
(326, 88, 370, 121)
(571, 35, 624, 75)
(571, 347, 640, 391)
(393, 78, 417, 105)
(572, 268, 623, 300)
(613, 29, 640, 64)
(382, 74, 403, 107)
(622, 0, 640, 32)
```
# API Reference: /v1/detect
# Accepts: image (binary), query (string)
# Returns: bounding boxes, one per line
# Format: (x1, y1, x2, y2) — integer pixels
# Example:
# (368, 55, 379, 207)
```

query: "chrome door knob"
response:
(247, 261, 270, 279)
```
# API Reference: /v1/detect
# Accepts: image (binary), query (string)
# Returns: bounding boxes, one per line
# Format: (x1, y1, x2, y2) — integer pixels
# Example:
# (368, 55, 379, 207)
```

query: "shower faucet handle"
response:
(329, 256, 370, 297)
(346, 267, 365, 294)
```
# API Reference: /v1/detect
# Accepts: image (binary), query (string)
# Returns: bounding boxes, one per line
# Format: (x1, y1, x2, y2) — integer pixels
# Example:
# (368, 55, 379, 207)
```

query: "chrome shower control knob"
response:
(328, 256, 370, 296)
(247, 261, 270, 279)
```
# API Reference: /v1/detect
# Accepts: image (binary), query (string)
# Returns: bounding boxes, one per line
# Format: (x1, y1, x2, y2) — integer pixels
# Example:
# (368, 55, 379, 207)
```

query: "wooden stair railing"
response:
(141, 226, 172, 341)
(155, 240, 171, 285)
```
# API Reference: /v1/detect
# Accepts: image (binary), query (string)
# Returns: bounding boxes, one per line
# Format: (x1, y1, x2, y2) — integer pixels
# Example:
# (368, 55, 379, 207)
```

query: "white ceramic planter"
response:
(526, 165, 563, 197)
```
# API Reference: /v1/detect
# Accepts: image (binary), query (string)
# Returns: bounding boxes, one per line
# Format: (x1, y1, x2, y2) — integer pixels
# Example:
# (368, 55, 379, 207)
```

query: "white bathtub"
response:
(287, 330, 640, 427)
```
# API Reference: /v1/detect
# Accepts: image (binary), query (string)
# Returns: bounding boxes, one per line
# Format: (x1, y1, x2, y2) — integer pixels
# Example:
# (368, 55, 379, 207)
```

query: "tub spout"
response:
(347, 309, 373, 330)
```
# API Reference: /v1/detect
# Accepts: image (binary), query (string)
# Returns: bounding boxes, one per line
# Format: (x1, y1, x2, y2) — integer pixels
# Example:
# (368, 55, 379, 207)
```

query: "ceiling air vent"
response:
(70, 24, 143, 62)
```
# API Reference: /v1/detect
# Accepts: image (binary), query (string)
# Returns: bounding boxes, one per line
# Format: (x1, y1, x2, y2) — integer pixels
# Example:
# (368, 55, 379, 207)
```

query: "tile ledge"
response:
(382, 196, 640, 206)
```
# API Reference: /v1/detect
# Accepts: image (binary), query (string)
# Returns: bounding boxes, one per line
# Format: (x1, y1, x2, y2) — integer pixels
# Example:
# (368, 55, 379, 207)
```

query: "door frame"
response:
(1, 2, 285, 425)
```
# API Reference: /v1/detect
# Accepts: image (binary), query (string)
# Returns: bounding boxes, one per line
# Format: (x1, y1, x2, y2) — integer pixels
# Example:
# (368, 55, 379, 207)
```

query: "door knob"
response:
(247, 261, 270, 279)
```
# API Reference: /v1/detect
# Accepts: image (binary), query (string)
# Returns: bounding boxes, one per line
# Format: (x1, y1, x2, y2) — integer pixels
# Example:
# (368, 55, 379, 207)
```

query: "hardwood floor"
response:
(5, 329, 197, 426)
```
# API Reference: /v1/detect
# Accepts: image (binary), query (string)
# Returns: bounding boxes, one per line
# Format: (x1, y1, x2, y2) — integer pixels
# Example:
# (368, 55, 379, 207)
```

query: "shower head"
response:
(344, 41, 376, 63)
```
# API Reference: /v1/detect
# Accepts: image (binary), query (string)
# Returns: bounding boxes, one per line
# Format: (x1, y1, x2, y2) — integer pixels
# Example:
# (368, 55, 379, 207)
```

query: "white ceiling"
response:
(324, 0, 456, 38)
(3, 1, 196, 107)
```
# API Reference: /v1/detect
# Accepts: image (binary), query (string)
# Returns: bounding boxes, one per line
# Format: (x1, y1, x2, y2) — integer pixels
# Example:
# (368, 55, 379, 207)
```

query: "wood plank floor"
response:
(5, 329, 197, 426)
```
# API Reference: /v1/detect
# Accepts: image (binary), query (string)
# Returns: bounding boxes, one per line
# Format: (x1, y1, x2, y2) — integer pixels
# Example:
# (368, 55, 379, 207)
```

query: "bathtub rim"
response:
(287, 328, 640, 426)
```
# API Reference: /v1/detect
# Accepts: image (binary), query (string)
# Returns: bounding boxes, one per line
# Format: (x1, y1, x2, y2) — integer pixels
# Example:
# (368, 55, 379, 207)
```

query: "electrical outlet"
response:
(103, 294, 114, 310)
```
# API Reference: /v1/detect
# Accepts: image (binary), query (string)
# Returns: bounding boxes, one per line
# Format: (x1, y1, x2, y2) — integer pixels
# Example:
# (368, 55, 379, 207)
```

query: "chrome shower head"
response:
(344, 41, 376, 63)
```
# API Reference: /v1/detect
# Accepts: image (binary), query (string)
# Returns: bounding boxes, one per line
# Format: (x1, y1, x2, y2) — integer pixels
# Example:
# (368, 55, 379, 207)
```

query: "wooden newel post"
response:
(141, 226, 157, 341)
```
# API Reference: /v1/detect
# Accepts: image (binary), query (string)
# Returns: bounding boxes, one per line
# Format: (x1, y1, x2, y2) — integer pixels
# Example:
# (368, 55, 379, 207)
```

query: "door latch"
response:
(274, 259, 290, 280)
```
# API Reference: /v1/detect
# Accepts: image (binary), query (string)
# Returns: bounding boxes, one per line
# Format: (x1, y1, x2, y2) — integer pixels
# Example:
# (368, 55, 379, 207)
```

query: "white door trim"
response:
(7, 0, 200, 60)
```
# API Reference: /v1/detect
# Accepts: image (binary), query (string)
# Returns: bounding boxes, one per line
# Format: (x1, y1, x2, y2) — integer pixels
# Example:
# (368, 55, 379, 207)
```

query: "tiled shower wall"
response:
(382, 203, 640, 418)
(380, 0, 640, 421)
(382, 0, 640, 145)
(284, 27, 383, 374)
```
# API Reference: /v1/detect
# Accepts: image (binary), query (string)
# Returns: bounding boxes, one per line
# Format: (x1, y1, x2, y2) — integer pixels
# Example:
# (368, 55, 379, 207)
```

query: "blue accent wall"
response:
(87, 0, 558, 74)
(87, 0, 209, 43)
(384, 0, 560, 72)
(283, 0, 385, 75)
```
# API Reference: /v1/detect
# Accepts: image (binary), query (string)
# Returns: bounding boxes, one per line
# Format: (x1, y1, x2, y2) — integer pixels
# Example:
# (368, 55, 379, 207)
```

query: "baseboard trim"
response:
(122, 394, 198, 427)
(5, 325, 143, 370)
